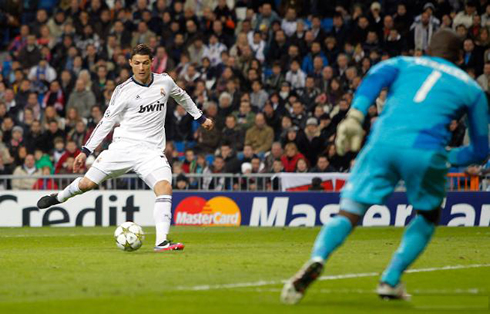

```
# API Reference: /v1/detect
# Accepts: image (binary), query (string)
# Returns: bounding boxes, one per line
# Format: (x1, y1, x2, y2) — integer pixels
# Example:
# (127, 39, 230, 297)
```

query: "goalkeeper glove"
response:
(335, 109, 365, 156)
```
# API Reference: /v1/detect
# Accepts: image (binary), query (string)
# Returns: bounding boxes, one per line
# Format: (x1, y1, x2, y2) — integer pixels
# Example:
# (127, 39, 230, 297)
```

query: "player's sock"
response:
(381, 215, 435, 286)
(154, 195, 172, 246)
(57, 177, 83, 202)
(311, 215, 353, 262)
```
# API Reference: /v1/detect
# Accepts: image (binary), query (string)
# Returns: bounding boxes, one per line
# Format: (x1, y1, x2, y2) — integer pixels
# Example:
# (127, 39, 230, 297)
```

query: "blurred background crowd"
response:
(0, 0, 487, 190)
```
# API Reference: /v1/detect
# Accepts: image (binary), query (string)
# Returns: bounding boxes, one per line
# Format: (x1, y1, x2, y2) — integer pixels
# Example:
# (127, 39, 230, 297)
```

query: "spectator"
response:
(18, 35, 42, 70)
(477, 62, 490, 91)
(203, 155, 227, 190)
(302, 41, 329, 75)
(295, 157, 309, 173)
(168, 104, 194, 142)
(68, 120, 88, 148)
(1, 116, 15, 144)
(44, 121, 65, 153)
(8, 126, 24, 160)
(175, 173, 190, 190)
(262, 101, 282, 139)
(203, 34, 227, 67)
(296, 117, 324, 165)
(448, 120, 466, 147)
(221, 115, 244, 151)
(32, 166, 58, 189)
(264, 142, 283, 172)
(255, 3, 280, 31)
(290, 101, 307, 128)
(12, 154, 41, 190)
(233, 101, 256, 131)
(194, 103, 222, 154)
(55, 140, 81, 174)
(265, 62, 285, 93)
(463, 38, 484, 76)
(285, 59, 306, 90)
(249, 31, 266, 62)
(309, 177, 324, 191)
(0, 130, 13, 167)
(453, 0, 477, 29)
(250, 80, 268, 110)
(281, 142, 306, 172)
(220, 142, 241, 173)
(42, 81, 65, 115)
(182, 149, 196, 174)
(281, 8, 298, 37)
(245, 113, 274, 154)
(66, 79, 96, 118)
(41, 106, 61, 131)
(310, 155, 337, 173)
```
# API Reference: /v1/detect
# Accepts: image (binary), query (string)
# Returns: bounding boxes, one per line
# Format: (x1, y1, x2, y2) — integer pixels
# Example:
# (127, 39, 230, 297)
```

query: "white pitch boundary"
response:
(253, 288, 484, 295)
(0, 232, 157, 238)
(175, 264, 490, 292)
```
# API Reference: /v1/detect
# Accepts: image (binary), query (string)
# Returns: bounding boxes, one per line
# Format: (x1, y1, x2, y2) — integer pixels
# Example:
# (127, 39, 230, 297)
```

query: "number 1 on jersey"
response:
(414, 70, 442, 103)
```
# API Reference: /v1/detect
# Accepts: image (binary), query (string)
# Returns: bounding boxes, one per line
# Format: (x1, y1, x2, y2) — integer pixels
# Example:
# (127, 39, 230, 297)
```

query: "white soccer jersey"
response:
(83, 73, 204, 154)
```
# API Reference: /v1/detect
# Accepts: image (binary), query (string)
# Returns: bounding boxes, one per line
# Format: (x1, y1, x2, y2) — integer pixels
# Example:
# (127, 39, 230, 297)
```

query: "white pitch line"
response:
(252, 288, 485, 295)
(0, 232, 156, 238)
(175, 264, 490, 292)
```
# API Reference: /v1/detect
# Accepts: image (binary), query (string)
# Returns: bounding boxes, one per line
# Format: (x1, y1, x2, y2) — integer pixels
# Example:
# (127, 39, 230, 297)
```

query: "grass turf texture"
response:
(1, 227, 489, 313)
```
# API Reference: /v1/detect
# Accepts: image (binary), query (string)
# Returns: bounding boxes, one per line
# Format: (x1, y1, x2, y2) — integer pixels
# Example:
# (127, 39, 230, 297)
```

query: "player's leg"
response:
(136, 152, 184, 251)
(378, 208, 439, 299)
(281, 207, 363, 304)
(378, 150, 447, 299)
(37, 171, 102, 209)
(152, 179, 184, 251)
(281, 145, 399, 304)
(37, 149, 131, 209)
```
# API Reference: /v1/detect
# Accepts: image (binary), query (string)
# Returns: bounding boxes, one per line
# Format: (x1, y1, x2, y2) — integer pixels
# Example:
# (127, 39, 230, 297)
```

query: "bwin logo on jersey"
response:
(138, 101, 165, 113)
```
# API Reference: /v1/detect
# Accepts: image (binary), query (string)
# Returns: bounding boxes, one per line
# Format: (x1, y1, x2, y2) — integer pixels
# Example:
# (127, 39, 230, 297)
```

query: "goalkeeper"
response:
(282, 29, 489, 303)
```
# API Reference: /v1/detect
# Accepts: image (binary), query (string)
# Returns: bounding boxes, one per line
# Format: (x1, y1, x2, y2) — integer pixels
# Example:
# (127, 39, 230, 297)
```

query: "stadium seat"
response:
(174, 141, 185, 153)
(205, 154, 215, 165)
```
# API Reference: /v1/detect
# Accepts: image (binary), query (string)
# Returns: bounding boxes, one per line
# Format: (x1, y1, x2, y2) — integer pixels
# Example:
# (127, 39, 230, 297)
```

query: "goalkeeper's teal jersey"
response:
(352, 56, 488, 166)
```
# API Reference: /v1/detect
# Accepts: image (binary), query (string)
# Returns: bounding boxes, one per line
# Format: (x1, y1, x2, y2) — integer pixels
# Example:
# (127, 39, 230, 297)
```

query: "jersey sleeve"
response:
(351, 58, 400, 115)
(82, 86, 127, 154)
(448, 90, 489, 166)
(169, 78, 206, 123)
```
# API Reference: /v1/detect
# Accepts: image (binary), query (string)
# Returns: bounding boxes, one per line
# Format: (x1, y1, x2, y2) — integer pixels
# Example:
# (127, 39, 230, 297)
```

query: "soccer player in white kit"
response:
(37, 44, 214, 251)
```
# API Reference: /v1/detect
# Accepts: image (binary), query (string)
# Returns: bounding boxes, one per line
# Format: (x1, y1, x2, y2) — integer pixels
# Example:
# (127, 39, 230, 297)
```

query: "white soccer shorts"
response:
(85, 139, 172, 189)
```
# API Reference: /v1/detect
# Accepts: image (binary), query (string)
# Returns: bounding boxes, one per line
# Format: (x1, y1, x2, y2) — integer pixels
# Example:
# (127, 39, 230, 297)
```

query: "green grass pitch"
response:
(1, 227, 489, 313)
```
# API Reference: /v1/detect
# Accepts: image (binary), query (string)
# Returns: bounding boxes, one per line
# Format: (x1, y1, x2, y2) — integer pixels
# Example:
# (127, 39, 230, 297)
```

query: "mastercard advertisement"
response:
(174, 196, 241, 226)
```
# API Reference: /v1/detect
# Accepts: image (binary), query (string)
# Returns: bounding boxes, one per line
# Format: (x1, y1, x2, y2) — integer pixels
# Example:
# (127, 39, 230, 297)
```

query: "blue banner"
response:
(172, 192, 490, 227)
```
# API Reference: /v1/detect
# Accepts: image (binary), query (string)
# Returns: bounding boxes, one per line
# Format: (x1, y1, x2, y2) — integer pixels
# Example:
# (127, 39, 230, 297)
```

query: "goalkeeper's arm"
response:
(448, 91, 489, 166)
(336, 59, 400, 155)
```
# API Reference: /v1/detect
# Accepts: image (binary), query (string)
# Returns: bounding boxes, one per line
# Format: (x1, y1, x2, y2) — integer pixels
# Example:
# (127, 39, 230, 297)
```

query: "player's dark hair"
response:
(131, 44, 153, 60)
(428, 29, 462, 64)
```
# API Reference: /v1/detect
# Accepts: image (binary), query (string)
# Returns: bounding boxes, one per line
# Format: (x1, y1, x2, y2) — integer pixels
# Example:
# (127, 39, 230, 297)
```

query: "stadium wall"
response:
(0, 191, 489, 227)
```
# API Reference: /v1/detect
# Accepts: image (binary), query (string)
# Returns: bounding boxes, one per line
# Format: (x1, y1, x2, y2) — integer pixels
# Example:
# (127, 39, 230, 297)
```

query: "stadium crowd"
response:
(0, 0, 487, 190)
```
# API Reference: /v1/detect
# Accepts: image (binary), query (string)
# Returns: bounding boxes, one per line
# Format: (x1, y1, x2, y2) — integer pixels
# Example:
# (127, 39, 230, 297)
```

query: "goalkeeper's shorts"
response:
(340, 144, 448, 215)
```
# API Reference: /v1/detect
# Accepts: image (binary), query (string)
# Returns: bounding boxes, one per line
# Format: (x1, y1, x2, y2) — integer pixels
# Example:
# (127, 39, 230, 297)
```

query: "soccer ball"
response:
(114, 222, 145, 251)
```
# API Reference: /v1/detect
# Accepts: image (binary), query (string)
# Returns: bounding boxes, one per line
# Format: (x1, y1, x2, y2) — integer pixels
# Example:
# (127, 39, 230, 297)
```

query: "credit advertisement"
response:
(0, 191, 489, 227)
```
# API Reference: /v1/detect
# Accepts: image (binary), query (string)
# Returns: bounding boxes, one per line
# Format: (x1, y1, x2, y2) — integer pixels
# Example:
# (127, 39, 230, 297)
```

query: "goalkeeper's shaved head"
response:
(427, 29, 463, 64)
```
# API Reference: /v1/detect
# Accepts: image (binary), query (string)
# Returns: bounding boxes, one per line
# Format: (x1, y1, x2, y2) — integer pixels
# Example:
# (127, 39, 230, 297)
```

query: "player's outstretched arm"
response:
(335, 109, 364, 156)
(169, 78, 211, 128)
(81, 85, 127, 158)
(73, 152, 87, 173)
(201, 118, 214, 130)
(448, 91, 489, 166)
(335, 59, 400, 155)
